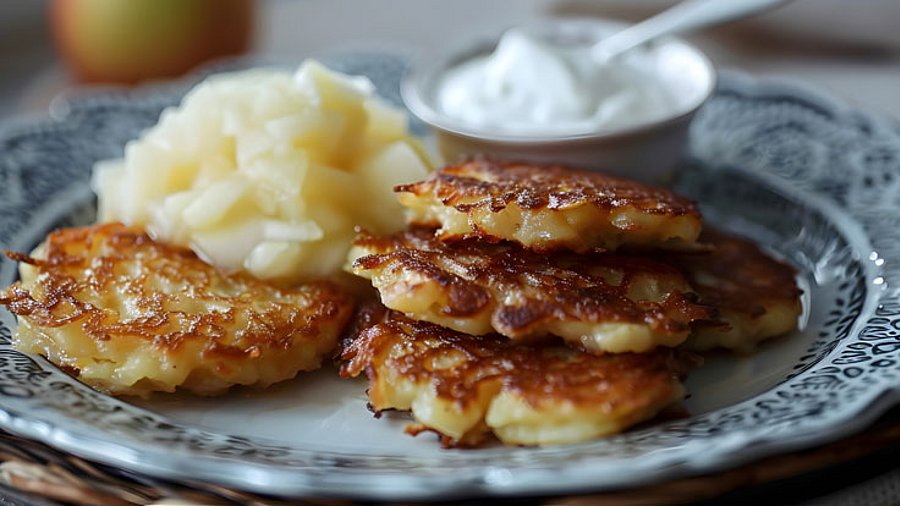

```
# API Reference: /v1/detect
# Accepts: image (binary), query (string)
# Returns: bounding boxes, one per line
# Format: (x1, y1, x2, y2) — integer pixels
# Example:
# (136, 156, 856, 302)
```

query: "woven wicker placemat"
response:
(1, 407, 899, 506)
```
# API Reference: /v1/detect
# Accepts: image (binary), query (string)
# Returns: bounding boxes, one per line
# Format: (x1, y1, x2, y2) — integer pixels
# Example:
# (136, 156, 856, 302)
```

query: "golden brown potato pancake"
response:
(340, 304, 697, 447)
(0, 223, 353, 396)
(396, 159, 702, 253)
(348, 228, 715, 353)
(670, 231, 802, 352)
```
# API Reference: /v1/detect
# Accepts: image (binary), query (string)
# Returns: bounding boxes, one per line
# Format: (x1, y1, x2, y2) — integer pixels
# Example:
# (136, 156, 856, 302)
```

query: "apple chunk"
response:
(355, 140, 431, 233)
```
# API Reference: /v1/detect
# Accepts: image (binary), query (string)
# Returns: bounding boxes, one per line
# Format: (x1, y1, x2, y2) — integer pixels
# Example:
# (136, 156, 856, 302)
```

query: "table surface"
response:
(3, 0, 900, 121)
(1, 1, 899, 505)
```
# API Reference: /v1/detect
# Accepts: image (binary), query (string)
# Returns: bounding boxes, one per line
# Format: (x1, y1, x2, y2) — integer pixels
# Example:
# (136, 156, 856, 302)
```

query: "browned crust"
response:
(0, 223, 353, 358)
(396, 159, 700, 218)
(352, 227, 716, 341)
(667, 230, 802, 323)
(340, 303, 699, 412)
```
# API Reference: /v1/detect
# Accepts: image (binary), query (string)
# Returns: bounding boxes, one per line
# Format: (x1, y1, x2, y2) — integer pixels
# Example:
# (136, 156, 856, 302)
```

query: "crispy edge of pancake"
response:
(340, 304, 699, 447)
(347, 227, 716, 353)
(670, 230, 803, 352)
(395, 159, 703, 253)
(0, 223, 355, 396)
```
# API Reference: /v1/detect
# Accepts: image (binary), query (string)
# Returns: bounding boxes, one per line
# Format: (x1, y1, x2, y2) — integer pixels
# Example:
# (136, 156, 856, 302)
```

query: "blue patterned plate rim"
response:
(0, 56, 898, 500)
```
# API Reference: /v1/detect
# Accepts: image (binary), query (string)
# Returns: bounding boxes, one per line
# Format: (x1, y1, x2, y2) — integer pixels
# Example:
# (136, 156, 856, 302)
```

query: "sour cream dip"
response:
(401, 18, 716, 180)
(435, 28, 685, 136)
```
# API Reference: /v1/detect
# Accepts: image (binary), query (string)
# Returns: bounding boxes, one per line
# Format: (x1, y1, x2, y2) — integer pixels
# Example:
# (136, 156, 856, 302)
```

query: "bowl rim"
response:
(401, 17, 718, 144)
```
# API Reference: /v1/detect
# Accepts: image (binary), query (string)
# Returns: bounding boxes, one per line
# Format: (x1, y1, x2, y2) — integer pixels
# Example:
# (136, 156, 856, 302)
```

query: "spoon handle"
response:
(592, 0, 792, 62)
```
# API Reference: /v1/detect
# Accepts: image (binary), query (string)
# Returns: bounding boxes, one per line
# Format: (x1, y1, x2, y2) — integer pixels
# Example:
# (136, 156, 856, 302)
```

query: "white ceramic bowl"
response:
(402, 18, 716, 182)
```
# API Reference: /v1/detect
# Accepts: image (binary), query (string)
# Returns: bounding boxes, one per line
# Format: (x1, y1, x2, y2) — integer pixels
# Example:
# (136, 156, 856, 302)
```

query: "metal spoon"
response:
(591, 0, 792, 62)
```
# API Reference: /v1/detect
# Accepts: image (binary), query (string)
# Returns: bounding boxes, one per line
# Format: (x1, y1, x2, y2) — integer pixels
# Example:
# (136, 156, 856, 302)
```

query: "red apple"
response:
(51, 0, 255, 84)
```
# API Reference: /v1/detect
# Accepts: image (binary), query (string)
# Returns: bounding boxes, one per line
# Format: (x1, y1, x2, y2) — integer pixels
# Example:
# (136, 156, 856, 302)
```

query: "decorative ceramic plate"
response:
(1, 54, 898, 500)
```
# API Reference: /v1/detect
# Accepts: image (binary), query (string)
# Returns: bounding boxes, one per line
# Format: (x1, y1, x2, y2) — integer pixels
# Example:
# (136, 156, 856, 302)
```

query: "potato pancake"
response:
(348, 228, 715, 353)
(340, 304, 697, 447)
(0, 223, 353, 396)
(670, 231, 802, 352)
(396, 159, 702, 253)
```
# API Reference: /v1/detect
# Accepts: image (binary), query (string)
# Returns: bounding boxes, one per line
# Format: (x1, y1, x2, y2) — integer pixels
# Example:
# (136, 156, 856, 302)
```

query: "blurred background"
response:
(1, 0, 899, 120)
